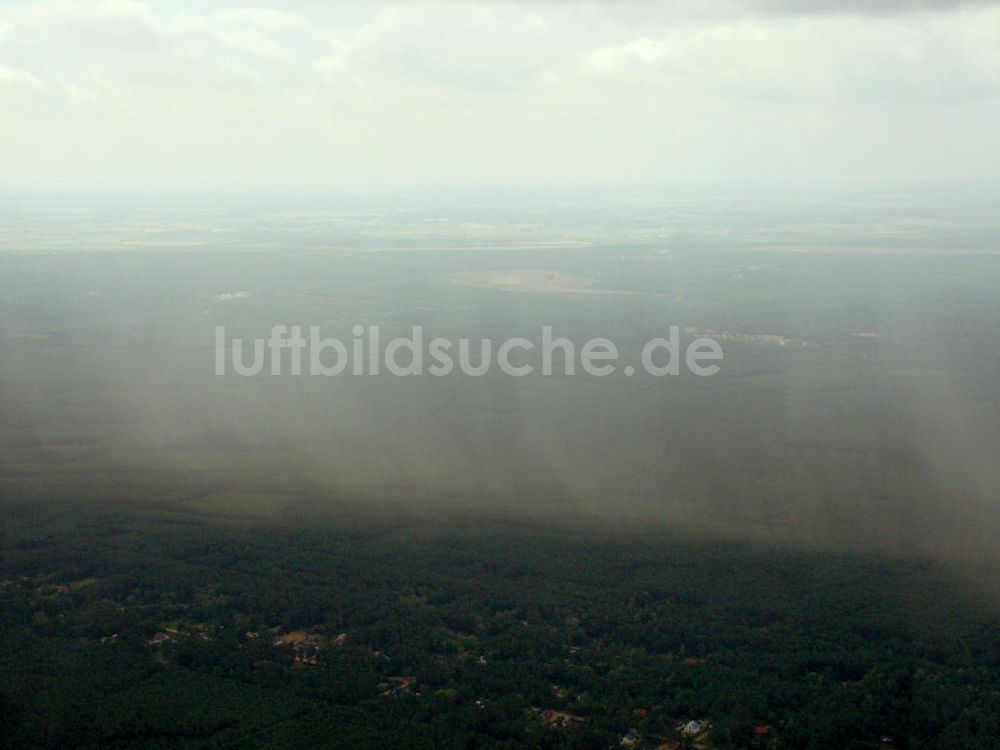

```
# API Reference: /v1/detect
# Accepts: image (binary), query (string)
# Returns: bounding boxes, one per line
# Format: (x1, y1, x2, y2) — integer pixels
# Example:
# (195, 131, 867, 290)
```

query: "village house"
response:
(528, 707, 584, 729)
(679, 719, 707, 736)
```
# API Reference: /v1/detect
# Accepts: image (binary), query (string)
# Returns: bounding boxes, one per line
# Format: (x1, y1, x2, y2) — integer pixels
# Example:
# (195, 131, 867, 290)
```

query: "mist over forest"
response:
(2, 188, 998, 560)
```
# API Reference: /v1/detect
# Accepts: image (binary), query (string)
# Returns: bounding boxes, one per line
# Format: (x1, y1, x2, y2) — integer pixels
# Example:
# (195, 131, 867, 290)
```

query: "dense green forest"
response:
(3, 496, 999, 749)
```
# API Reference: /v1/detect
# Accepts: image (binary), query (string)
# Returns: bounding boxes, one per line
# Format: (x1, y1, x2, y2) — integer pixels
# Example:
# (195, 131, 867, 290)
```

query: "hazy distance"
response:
(2, 0, 999, 559)
(1, 187, 997, 562)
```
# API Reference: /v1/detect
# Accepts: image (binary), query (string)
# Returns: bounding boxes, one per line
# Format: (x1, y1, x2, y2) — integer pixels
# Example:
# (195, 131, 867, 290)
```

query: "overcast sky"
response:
(1, 0, 999, 190)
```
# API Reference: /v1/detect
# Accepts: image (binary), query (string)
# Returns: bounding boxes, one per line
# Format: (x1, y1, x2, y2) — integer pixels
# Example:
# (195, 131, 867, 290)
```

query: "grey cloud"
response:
(1, 0, 999, 189)
(746, 0, 999, 16)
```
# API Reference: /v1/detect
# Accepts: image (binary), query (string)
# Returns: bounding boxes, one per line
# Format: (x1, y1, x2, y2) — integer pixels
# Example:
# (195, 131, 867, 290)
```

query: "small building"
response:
(680, 720, 701, 736)
(531, 708, 584, 729)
